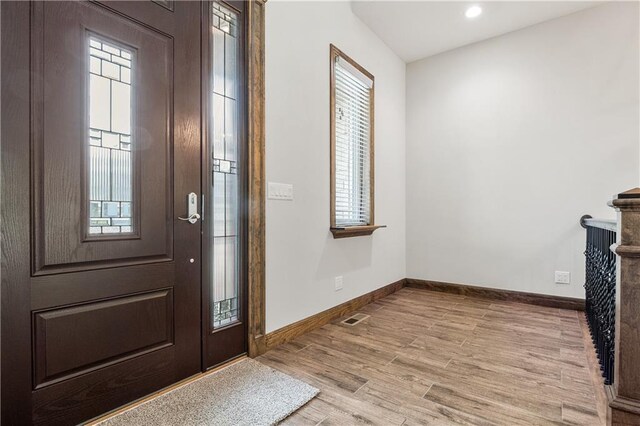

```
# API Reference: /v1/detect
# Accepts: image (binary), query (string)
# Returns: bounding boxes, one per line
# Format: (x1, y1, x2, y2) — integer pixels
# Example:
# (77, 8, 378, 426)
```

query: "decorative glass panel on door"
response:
(88, 35, 134, 235)
(211, 2, 240, 328)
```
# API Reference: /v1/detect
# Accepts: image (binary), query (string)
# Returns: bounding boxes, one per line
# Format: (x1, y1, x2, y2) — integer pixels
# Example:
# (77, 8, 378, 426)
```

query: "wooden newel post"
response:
(609, 188, 640, 425)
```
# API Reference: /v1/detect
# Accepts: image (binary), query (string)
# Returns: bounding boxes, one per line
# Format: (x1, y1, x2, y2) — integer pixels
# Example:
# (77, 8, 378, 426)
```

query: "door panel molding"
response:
(32, 346, 177, 425)
(152, 0, 175, 13)
(33, 289, 174, 389)
(30, 1, 174, 276)
(31, 261, 176, 310)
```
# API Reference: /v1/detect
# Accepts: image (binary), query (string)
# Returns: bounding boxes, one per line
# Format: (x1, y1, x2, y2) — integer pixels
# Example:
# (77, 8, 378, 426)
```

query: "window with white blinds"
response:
(331, 45, 374, 230)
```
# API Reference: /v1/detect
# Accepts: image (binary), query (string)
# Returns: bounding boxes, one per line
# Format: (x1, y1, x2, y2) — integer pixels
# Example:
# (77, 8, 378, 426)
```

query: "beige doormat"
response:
(98, 358, 319, 426)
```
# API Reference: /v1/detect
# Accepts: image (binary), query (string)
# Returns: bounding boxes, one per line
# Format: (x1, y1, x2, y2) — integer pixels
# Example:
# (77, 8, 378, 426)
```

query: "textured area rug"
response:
(98, 358, 319, 426)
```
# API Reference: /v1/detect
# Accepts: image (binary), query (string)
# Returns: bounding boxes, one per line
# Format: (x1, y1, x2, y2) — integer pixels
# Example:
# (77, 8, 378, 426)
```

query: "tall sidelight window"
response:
(330, 45, 381, 239)
(210, 2, 240, 328)
(88, 35, 134, 235)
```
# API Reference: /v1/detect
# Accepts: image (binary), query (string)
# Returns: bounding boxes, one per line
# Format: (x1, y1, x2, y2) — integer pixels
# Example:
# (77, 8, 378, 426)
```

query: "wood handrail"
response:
(581, 215, 617, 232)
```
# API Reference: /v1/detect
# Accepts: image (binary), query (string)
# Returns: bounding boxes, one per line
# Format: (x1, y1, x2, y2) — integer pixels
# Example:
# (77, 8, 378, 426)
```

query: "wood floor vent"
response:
(340, 313, 369, 326)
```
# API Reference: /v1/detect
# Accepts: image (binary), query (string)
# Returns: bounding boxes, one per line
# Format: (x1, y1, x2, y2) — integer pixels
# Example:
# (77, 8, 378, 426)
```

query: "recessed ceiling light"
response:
(465, 5, 483, 19)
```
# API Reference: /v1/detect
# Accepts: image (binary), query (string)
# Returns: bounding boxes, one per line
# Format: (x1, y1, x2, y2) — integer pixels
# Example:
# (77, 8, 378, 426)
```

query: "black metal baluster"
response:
(583, 220, 616, 385)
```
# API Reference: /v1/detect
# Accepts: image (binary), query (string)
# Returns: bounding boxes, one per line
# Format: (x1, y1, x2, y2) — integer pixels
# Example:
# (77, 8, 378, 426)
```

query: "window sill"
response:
(330, 225, 386, 239)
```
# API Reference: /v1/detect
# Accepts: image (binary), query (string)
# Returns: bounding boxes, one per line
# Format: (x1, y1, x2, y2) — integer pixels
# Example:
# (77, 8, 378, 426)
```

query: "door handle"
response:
(178, 192, 200, 224)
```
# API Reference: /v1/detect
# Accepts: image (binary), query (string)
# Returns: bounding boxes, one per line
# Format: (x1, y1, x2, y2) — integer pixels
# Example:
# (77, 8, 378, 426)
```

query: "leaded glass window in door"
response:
(211, 2, 240, 328)
(88, 36, 134, 235)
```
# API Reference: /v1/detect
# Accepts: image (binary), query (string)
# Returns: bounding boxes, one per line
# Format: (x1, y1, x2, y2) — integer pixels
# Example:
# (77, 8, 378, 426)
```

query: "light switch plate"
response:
(335, 276, 343, 291)
(268, 182, 294, 201)
(555, 271, 571, 285)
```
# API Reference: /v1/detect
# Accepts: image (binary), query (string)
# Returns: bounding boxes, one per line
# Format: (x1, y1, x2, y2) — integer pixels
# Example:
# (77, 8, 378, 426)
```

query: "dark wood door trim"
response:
(247, 0, 267, 357)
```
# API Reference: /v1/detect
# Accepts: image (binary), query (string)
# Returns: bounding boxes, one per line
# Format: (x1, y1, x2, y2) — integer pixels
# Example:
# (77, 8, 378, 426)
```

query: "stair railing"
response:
(580, 215, 617, 385)
(585, 189, 640, 425)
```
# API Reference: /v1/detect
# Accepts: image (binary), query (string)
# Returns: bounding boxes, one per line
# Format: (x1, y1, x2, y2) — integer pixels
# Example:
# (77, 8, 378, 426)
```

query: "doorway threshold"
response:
(84, 356, 247, 425)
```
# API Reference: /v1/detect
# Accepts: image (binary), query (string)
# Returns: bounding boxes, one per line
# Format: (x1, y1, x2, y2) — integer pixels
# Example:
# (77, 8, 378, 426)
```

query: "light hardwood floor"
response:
(258, 287, 606, 425)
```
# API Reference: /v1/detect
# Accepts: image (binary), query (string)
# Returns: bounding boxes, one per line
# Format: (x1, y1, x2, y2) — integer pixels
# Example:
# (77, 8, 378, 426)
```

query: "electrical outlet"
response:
(335, 276, 343, 291)
(555, 271, 571, 285)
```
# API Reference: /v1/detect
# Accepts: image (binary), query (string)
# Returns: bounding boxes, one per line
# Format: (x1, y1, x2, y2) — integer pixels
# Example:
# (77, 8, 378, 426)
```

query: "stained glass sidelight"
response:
(88, 36, 134, 235)
(211, 2, 240, 328)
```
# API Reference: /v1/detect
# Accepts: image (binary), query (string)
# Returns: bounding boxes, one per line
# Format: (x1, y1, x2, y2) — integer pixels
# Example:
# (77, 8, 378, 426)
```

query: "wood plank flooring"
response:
(258, 287, 606, 425)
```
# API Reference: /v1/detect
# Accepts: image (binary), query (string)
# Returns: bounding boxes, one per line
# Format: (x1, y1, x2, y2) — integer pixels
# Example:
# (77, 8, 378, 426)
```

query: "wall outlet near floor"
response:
(555, 271, 571, 284)
(335, 276, 344, 291)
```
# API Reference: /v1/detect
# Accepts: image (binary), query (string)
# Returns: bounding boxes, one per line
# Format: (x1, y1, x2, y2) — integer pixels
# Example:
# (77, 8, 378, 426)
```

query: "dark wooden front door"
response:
(1, 1, 202, 424)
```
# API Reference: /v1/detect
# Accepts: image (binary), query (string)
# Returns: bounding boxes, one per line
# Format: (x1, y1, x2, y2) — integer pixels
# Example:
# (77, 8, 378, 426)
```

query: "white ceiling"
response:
(351, 1, 603, 63)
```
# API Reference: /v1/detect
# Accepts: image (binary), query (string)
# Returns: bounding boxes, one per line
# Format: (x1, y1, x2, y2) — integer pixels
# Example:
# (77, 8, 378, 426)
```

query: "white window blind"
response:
(334, 56, 373, 227)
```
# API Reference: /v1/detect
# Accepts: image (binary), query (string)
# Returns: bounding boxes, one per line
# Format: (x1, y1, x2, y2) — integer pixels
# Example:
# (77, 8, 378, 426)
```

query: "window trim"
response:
(329, 44, 382, 239)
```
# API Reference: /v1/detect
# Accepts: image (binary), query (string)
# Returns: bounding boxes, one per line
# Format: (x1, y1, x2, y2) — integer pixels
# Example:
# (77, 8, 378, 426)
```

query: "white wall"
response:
(265, 1, 406, 332)
(406, 2, 640, 299)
